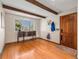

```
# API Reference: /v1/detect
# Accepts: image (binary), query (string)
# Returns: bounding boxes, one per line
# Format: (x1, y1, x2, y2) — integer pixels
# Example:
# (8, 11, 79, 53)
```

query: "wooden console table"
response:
(17, 31, 36, 42)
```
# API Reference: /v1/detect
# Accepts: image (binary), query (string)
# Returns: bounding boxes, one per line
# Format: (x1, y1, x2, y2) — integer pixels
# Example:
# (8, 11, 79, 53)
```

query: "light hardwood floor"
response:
(0, 54, 1, 59)
(1, 39, 76, 59)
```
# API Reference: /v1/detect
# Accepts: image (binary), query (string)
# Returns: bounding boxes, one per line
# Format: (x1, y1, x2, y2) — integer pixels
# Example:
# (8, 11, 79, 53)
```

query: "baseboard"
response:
(5, 37, 60, 45)
(5, 38, 37, 45)
(36, 37, 60, 45)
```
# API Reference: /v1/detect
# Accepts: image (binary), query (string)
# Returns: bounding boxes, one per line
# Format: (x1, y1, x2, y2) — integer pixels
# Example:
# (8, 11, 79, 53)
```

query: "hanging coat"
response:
(51, 22, 55, 32)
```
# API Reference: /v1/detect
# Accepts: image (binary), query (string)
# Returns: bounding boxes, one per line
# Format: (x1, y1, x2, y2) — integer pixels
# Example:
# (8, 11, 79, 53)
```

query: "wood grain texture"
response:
(0, 54, 1, 59)
(60, 13, 77, 49)
(2, 39, 76, 59)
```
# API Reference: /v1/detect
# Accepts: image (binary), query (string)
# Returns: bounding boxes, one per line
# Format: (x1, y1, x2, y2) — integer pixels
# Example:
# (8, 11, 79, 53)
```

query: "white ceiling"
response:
(2, 0, 78, 16)
(36, 0, 78, 13)
(2, 0, 56, 17)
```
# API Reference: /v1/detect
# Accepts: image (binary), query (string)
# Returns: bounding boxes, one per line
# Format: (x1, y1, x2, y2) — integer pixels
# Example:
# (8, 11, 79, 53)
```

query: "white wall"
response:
(0, 1, 5, 53)
(40, 15, 60, 44)
(3, 1, 61, 44)
(2, 0, 61, 44)
(5, 10, 60, 44)
(5, 13, 41, 43)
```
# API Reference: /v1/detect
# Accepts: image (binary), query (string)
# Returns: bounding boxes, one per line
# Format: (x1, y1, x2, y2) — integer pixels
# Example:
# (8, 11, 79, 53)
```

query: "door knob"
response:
(61, 29, 63, 33)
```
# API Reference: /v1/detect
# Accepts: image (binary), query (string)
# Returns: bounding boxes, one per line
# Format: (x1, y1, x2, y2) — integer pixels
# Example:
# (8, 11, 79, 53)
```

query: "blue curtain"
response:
(51, 22, 55, 32)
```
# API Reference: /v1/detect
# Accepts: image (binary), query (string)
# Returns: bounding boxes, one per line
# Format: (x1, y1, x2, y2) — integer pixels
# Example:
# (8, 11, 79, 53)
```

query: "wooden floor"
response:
(2, 39, 76, 59)
(0, 54, 1, 59)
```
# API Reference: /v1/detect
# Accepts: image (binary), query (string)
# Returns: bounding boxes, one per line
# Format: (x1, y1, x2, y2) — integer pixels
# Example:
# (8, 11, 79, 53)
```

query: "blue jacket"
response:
(51, 22, 55, 32)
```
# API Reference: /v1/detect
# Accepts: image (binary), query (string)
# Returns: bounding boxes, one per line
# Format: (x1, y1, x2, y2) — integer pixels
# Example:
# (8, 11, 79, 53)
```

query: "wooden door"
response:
(60, 13, 77, 49)
(73, 13, 77, 49)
